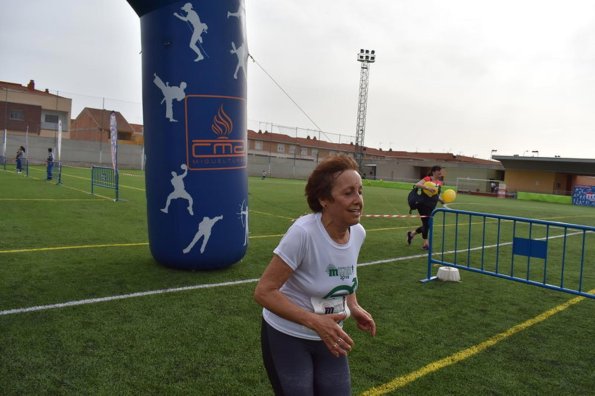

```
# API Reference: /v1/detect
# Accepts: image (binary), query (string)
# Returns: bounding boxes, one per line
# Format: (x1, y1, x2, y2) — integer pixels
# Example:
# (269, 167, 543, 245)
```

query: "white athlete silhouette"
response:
(174, 2, 208, 62)
(153, 73, 187, 122)
(227, 3, 247, 42)
(161, 163, 194, 215)
(183, 215, 224, 254)
(238, 200, 248, 246)
(230, 41, 248, 80)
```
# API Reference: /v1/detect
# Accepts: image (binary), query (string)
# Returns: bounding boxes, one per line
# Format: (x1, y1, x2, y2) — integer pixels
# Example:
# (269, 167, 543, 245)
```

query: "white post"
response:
(57, 119, 62, 162)
(2, 129, 6, 159)
(141, 145, 145, 171)
(109, 111, 118, 171)
(25, 124, 29, 155)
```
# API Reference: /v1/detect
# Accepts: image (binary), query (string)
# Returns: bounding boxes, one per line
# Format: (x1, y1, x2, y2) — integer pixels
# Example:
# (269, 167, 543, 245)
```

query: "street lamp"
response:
(490, 149, 497, 159)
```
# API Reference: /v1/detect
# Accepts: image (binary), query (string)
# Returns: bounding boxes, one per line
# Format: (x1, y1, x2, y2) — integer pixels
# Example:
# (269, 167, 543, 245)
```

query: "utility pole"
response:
(355, 49, 375, 171)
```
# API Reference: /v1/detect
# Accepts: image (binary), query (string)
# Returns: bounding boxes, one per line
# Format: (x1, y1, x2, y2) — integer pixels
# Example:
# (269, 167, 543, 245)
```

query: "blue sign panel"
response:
(513, 237, 547, 259)
(572, 185, 595, 207)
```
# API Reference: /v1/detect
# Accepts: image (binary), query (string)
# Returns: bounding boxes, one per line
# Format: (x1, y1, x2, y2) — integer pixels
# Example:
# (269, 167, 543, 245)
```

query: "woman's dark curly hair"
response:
(429, 165, 442, 175)
(305, 155, 359, 212)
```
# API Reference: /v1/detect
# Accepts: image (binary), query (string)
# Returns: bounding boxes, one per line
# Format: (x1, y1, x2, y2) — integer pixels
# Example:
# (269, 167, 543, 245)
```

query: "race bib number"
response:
(310, 296, 351, 318)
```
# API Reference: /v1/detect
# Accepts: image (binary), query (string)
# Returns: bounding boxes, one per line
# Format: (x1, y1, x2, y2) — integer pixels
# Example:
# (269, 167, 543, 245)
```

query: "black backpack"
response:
(407, 185, 422, 214)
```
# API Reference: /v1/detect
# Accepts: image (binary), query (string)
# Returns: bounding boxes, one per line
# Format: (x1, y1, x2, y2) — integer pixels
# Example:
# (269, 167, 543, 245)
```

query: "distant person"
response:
(261, 169, 267, 180)
(254, 155, 376, 395)
(46, 148, 54, 180)
(407, 165, 444, 250)
(16, 146, 25, 173)
(490, 181, 497, 194)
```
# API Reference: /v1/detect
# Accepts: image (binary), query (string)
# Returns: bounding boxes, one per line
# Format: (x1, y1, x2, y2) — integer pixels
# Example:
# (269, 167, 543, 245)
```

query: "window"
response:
(277, 144, 285, 153)
(254, 140, 263, 150)
(301, 147, 308, 156)
(288, 145, 296, 154)
(45, 114, 59, 123)
(9, 110, 24, 121)
(311, 149, 318, 158)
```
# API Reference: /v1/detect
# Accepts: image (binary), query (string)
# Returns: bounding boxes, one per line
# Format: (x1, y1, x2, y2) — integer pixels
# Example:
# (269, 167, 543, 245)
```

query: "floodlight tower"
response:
(354, 49, 375, 171)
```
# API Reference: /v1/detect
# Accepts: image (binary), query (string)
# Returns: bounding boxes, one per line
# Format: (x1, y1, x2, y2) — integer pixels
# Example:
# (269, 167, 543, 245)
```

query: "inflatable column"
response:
(127, 0, 249, 269)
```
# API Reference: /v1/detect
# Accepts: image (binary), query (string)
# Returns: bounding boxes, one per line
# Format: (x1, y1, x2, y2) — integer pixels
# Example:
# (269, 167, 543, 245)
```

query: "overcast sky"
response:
(2, 0, 595, 159)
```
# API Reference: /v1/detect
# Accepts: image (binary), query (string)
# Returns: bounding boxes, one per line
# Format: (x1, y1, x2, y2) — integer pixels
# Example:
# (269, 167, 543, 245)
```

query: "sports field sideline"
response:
(1, 165, 594, 395)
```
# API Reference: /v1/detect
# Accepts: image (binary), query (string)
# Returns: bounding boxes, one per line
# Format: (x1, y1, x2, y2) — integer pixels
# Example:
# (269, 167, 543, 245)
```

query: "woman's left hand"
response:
(350, 305, 376, 336)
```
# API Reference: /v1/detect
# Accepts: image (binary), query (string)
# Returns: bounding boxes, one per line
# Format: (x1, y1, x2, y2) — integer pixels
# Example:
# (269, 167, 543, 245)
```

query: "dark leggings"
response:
(415, 204, 435, 239)
(261, 318, 351, 396)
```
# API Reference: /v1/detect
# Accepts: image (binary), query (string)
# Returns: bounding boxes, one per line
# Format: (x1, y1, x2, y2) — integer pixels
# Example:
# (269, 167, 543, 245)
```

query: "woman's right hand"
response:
(310, 313, 354, 357)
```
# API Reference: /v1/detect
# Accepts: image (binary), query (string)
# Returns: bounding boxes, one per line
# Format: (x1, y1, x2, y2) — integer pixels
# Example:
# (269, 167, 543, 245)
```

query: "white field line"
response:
(0, 230, 589, 317)
(0, 252, 433, 316)
(0, 279, 259, 316)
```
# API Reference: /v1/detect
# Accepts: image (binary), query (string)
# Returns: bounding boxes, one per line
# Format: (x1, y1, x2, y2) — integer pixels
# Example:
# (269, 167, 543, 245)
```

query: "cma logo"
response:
(188, 104, 246, 170)
(191, 138, 245, 158)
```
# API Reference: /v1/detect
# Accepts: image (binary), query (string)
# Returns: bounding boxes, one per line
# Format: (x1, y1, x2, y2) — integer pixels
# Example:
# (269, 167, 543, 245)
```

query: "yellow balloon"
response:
(442, 189, 457, 203)
(422, 181, 438, 197)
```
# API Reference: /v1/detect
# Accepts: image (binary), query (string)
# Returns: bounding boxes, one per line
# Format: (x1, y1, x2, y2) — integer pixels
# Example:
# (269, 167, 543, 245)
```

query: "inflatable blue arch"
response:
(127, 0, 249, 269)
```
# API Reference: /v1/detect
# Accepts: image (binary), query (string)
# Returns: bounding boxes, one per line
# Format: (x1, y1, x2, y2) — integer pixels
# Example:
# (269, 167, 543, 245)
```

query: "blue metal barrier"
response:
(422, 208, 595, 299)
(91, 166, 119, 201)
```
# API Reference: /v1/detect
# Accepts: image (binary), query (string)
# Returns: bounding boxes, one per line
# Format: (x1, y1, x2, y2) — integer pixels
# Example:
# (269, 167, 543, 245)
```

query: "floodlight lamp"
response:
(357, 48, 376, 63)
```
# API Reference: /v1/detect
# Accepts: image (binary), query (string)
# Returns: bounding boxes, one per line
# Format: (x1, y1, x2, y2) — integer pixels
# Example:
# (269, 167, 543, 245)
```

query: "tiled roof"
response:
(129, 123, 144, 134)
(77, 107, 134, 133)
(0, 80, 66, 98)
(248, 129, 501, 167)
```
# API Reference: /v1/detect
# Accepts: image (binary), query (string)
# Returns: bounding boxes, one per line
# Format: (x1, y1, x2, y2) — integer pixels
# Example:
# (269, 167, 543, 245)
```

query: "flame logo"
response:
(211, 105, 233, 138)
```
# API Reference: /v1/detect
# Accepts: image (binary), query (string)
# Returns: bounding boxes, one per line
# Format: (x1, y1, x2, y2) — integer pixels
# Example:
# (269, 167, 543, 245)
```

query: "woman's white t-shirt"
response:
(262, 212, 366, 340)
